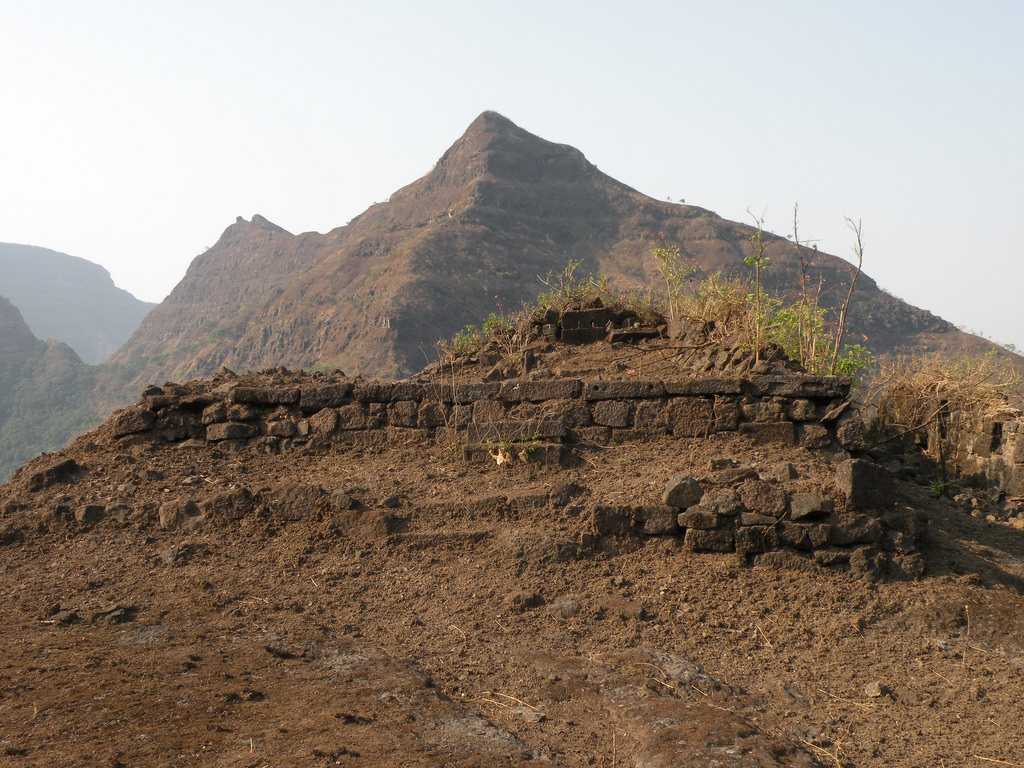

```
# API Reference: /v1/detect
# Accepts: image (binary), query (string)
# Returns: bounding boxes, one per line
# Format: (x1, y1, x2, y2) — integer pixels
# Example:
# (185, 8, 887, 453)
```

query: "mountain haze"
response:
(0, 243, 155, 364)
(0, 297, 95, 478)
(110, 111, 985, 392)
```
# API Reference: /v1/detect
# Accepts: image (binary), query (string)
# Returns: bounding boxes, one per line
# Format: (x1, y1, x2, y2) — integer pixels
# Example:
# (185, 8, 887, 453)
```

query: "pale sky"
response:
(1, 1, 1021, 349)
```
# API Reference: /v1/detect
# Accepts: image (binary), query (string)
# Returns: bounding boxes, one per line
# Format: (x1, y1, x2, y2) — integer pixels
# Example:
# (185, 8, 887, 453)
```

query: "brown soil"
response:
(3, 419, 1024, 767)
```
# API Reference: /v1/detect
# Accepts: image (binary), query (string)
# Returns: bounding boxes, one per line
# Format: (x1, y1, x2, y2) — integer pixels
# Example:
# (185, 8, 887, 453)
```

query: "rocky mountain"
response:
(108, 111, 993, 392)
(0, 297, 96, 479)
(0, 243, 155, 364)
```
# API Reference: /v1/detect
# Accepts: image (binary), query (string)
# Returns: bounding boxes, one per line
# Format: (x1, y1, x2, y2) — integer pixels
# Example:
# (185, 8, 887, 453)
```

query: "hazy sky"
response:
(2, 1, 1021, 348)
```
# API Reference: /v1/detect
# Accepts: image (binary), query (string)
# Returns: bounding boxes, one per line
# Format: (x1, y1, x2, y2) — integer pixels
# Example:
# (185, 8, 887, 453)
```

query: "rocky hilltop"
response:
(109, 111, 981, 395)
(2, 328, 1023, 765)
(0, 242, 154, 364)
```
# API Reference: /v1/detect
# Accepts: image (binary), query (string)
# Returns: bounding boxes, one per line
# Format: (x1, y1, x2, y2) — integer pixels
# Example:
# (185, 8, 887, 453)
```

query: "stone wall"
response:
(109, 372, 857, 461)
(937, 408, 1024, 496)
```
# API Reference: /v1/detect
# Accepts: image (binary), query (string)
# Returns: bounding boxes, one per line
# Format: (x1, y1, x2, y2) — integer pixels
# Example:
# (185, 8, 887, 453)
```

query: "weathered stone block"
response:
(352, 382, 394, 402)
(111, 407, 155, 437)
(584, 381, 665, 400)
(336, 403, 369, 430)
(835, 459, 894, 511)
(592, 400, 633, 428)
(299, 383, 352, 412)
(570, 426, 611, 444)
(610, 428, 659, 443)
(740, 512, 779, 526)
(27, 458, 80, 492)
(638, 505, 680, 535)
(835, 413, 867, 450)
(452, 382, 502, 404)
(206, 422, 258, 441)
(789, 399, 818, 421)
(829, 514, 883, 546)
(417, 401, 449, 428)
(798, 424, 832, 449)
(230, 386, 300, 405)
(739, 479, 788, 516)
(265, 420, 297, 438)
(684, 528, 735, 552)
(592, 504, 632, 535)
(663, 475, 703, 508)
(739, 421, 796, 446)
(741, 398, 786, 423)
(388, 400, 419, 428)
(664, 378, 743, 396)
(735, 525, 779, 555)
(466, 418, 566, 443)
(678, 508, 719, 530)
(713, 396, 740, 431)
(813, 549, 851, 568)
(779, 523, 829, 550)
(665, 397, 714, 437)
(753, 375, 849, 399)
(308, 408, 339, 434)
(500, 379, 582, 402)
(367, 402, 386, 428)
(561, 308, 614, 344)
(389, 382, 426, 402)
(226, 403, 259, 421)
(634, 399, 666, 429)
(700, 488, 745, 516)
(472, 399, 507, 423)
(201, 402, 227, 425)
(789, 492, 832, 521)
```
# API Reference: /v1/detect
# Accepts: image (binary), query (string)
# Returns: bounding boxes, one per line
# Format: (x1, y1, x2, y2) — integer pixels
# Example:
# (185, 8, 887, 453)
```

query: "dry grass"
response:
(868, 353, 1021, 451)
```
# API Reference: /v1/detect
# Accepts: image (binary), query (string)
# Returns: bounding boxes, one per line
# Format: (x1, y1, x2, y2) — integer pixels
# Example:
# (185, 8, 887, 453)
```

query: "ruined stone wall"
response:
(109, 373, 857, 460)
(939, 409, 1024, 496)
(14, 369, 928, 579)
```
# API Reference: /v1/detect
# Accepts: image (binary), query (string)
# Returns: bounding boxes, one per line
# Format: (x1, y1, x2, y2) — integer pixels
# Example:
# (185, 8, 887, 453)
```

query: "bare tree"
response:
(830, 217, 865, 375)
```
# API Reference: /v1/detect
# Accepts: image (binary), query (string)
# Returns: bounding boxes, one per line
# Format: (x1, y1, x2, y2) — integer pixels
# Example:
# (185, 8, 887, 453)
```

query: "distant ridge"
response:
(0, 297, 95, 479)
(0, 243, 154, 364)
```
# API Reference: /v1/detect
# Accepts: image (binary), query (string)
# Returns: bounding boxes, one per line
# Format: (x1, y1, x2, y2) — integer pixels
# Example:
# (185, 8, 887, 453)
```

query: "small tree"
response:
(830, 217, 865, 375)
(653, 244, 694, 323)
(745, 211, 770, 364)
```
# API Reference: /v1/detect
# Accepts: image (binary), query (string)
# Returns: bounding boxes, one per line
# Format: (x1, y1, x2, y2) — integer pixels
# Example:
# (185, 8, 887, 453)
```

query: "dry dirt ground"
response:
(2, 433, 1024, 767)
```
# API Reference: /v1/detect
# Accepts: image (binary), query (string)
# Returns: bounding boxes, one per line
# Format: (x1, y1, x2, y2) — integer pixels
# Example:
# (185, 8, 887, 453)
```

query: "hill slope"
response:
(0, 297, 96, 479)
(109, 111, 995, 392)
(2, 341, 1023, 766)
(0, 242, 154, 364)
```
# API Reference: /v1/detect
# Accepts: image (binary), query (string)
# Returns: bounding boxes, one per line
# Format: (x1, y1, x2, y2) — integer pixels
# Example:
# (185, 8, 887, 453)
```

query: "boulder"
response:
(111, 407, 155, 437)
(28, 458, 81, 492)
(835, 459, 894, 511)
(738, 479, 788, 517)
(663, 476, 703, 508)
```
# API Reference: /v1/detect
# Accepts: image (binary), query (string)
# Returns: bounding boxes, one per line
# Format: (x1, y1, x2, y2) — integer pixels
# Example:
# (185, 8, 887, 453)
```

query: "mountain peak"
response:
(463, 110, 523, 137)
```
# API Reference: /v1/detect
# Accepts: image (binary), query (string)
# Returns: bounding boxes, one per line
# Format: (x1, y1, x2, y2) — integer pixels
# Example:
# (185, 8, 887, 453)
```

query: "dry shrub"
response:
(675, 273, 759, 347)
(869, 353, 1021, 443)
